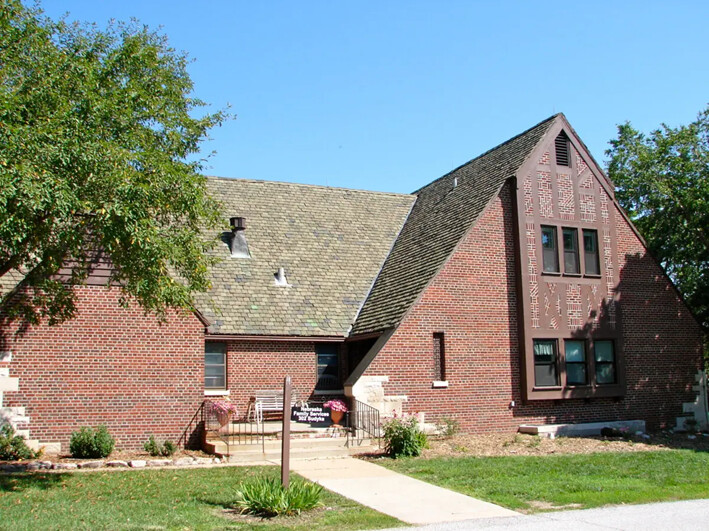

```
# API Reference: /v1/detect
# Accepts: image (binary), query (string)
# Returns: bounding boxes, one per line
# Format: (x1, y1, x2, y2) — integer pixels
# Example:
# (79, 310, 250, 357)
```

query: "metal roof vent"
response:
(453, 177, 458, 189)
(274, 267, 290, 287)
(555, 131, 570, 167)
(228, 216, 250, 258)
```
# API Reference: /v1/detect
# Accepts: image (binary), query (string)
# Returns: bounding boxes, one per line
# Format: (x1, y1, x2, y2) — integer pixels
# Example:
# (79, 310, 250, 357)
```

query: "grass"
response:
(0, 466, 402, 530)
(378, 450, 709, 513)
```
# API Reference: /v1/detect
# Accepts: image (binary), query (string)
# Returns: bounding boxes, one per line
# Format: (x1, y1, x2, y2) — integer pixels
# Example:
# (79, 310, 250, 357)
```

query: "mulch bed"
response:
(419, 431, 709, 458)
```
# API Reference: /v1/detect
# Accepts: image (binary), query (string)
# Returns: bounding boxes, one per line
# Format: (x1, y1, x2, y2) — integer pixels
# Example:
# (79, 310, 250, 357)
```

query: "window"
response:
(564, 340, 587, 385)
(594, 340, 616, 384)
(541, 226, 559, 273)
(433, 333, 446, 381)
(583, 230, 600, 275)
(533, 339, 559, 387)
(562, 228, 580, 274)
(316, 344, 340, 391)
(205, 343, 226, 389)
(555, 132, 570, 166)
(542, 226, 600, 276)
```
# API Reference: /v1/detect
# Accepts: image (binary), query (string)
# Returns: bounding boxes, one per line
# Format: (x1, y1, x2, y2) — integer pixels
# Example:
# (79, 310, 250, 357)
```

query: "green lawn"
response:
(0, 466, 402, 530)
(379, 450, 709, 512)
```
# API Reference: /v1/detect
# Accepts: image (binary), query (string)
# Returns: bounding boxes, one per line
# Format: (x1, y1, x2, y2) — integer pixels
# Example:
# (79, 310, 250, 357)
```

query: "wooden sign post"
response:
(281, 376, 291, 488)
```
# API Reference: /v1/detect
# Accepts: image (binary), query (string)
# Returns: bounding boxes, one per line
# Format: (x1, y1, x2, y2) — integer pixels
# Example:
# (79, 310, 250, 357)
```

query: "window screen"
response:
(205, 342, 226, 389)
(316, 344, 340, 390)
(433, 333, 446, 381)
(563, 228, 580, 274)
(583, 229, 600, 275)
(565, 340, 587, 385)
(534, 339, 559, 387)
(595, 341, 616, 384)
(541, 226, 559, 273)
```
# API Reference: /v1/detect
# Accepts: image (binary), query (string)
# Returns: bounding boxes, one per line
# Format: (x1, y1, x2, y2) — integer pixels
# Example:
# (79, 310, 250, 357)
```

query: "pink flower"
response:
(209, 400, 238, 416)
(323, 399, 348, 412)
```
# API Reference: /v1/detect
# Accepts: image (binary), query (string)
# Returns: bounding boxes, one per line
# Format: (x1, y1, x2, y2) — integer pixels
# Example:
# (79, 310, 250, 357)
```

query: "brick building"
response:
(1, 114, 704, 451)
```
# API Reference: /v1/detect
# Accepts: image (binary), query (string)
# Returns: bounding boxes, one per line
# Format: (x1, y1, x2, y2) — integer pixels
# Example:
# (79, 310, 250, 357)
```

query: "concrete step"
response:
(222, 444, 376, 463)
(206, 436, 377, 462)
(519, 419, 646, 438)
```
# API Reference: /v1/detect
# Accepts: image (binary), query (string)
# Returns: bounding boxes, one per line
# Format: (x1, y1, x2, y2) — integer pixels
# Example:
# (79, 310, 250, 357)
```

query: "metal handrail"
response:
(178, 401, 205, 450)
(350, 399, 380, 446)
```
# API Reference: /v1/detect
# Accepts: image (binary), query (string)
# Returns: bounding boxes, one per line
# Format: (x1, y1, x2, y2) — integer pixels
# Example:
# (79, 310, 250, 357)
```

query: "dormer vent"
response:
(228, 216, 250, 258)
(274, 267, 290, 287)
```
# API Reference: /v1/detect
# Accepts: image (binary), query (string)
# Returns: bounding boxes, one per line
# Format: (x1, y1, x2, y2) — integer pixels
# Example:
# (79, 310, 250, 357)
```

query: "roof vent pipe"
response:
(228, 216, 250, 258)
(453, 177, 458, 189)
(274, 267, 290, 287)
(230, 216, 246, 231)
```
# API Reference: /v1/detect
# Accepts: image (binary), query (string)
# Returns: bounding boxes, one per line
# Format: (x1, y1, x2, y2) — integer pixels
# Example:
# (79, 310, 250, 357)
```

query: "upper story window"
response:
(562, 228, 580, 274)
(205, 342, 227, 389)
(541, 226, 559, 273)
(583, 229, 600, 275)
(555, 132, 570, 166)
(541, 226, 601, 277)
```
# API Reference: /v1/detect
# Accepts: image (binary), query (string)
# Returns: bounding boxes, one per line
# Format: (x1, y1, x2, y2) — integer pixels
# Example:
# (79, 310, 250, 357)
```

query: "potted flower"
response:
(323, 399, 348, 427)
(209, 400, 238, 427)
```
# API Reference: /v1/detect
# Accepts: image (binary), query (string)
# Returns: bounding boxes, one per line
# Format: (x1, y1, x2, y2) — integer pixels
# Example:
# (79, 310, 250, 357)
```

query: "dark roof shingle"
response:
(351, 115, 557, 335)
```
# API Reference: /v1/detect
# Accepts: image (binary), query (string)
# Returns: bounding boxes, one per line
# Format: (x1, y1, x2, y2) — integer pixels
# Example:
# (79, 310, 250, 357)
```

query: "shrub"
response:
(69, 425, 115, 458)
(233, 476, 323, 517)
(0, 424, 38, 461)
(162, 440, 177, 456)
(144, 435, 177, 457)
(436, 416, 460, 438)
(382, 416, 428, 458)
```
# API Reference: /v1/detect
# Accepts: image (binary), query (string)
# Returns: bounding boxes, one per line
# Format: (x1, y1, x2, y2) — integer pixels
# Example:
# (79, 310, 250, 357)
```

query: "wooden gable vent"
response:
(555, 131, 570, 167)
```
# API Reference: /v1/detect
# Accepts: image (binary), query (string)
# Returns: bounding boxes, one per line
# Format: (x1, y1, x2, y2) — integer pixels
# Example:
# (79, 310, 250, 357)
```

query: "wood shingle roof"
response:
(196, 178, 415, 336)
(350, 114, 557, 335)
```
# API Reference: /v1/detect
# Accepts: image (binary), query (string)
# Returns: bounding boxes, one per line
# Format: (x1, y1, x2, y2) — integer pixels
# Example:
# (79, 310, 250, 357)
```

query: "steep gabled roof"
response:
(196, 178, 414, 336)
(351, 114, 558, 335)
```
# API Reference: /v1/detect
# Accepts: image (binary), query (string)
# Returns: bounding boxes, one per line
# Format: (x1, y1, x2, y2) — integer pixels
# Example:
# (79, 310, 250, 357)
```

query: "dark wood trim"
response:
(205, 334, 346, 343)
(510, 176, 531, 402)
(345, 331, 382, 342)
(514, 117, 627, 401)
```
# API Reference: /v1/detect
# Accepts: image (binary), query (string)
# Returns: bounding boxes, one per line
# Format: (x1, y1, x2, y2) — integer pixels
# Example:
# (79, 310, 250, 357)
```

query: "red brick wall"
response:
(1, 287, 205, 450)
(218, 340, 338, 417)
(363, 182, 703, 432)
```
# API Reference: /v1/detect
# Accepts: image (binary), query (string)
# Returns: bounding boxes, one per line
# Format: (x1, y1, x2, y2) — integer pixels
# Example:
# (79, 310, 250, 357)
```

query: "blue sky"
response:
(43, 1, 708, 194)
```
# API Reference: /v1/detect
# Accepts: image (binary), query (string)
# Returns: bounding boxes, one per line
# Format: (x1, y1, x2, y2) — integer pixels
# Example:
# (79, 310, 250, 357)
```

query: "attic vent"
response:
(555, 132, 570, 167)
(453, 177, 458, 189)
(228, 216, 250, 258)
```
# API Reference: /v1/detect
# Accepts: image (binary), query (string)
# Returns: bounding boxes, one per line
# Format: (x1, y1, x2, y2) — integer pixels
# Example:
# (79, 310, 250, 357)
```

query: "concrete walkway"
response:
(397, 498, 709, 530)
(290, 457, 519, 525)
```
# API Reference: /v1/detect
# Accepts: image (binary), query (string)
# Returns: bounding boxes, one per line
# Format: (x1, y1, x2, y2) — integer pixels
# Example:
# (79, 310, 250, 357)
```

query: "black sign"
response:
(291, 405, 332, 427)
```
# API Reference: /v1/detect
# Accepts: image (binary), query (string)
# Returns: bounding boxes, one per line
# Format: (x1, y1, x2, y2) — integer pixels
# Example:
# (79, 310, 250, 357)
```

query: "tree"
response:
(0, 1, 227, 324)
(606, 105, 709, 334)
